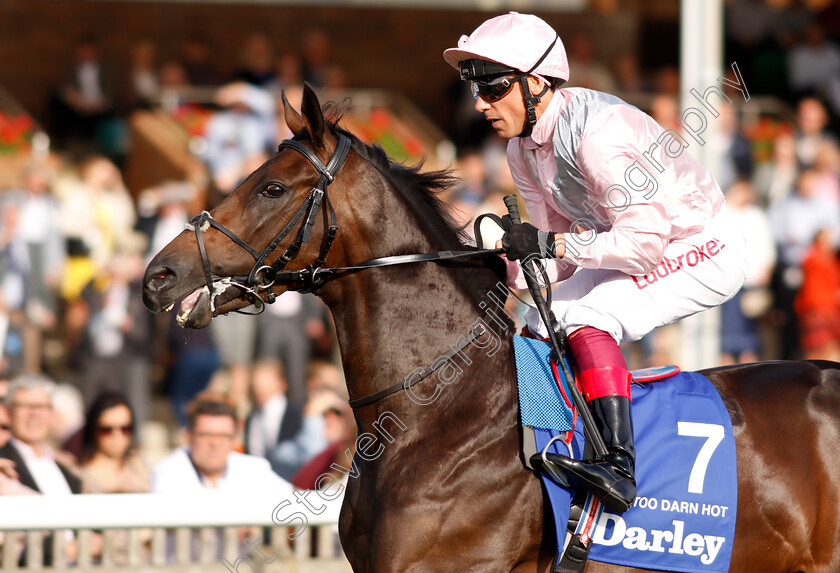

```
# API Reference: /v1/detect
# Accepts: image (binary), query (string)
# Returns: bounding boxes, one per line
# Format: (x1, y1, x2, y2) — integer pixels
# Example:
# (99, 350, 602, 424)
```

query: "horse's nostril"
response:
(146, 266, 176, 290)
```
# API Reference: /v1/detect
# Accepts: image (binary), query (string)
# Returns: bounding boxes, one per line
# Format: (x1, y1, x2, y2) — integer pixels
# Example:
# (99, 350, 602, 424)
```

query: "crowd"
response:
(1, 0, 840, 564)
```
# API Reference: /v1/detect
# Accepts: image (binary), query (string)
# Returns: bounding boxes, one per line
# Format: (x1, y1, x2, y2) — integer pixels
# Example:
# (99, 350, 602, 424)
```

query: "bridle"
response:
(188, 131, 506, 314)
(186, 131, 513, 408)
(187, 134, 351, 313)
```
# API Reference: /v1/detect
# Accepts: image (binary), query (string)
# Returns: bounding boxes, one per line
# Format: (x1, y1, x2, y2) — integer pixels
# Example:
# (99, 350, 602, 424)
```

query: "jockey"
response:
(444, 13, 747, 513)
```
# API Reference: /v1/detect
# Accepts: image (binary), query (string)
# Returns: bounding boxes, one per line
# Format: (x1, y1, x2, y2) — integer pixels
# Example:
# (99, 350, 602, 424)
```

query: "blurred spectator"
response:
(565, 32, 616, 92)
(72, 234, 151, 423)
(770, 168, 840, 270)
(795, 228, 840, 360)
(769, 169, 840, 359)
(810, 139, 840, 207)
(0, 402, 9, 448)
(787, 22, 840, 100)
(181, 36, 220, 86)
(123, 39, 160, 112)
(306, 359, 346, 399)
(719, 181, 776, 364)
(290, 398, 354, 490)
(50, 383, 85, 466)
(234, 33, 276, 88)
(152, 391, 293, 492)
(157, 61, 189, 89)
(300, 28, 333, 88)
(649, 94, 681, 132)
(203, 82, 276, 200)
(1, 398, 34, 487)
(56, 155, 136, 301)
(3, 165, 65, 330)
(713, 104, 753, 193)
(245, 360, 329, 480)
(653, 66, 680, 96)
(50, 37, 115, 149)
(751, 132, 799, 207)
(612, 53, 651, 94)
(0, 401, 37, 566)
(449, 149, 490, 228)
(76, 391, 151, 565)
(255, 292, 327, 407)
(774, 0, 815, 50)
(152, 392, 292, 562)
(795, 97, 836, 168)
(167, 314, 220, 428)
(0, 376, 83, 565)
(0, 164, 65, 373)
(210, 311, 257, 421)
(137, 181, 199, 265)
(725, 0, 777, 85)
(273, 53, 303, 92)
(77, 391, 149, 493)
(0, 374, 81, 494)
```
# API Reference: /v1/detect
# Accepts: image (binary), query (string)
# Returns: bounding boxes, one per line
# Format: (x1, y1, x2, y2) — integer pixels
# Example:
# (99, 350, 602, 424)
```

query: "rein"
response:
(188, 132, 505, 408)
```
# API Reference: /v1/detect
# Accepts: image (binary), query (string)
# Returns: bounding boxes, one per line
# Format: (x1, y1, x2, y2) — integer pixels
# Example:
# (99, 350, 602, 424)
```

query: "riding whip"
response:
(503, 194, 608, 459)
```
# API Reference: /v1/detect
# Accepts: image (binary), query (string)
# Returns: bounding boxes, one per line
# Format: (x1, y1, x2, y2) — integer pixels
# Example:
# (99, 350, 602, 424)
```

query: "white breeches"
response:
(525, 209, 748, 344)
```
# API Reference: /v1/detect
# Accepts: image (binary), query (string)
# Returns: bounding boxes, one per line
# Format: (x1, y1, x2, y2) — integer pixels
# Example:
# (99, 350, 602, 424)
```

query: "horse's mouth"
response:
(176, 287, 212, 328)
(174, 282, 268, 329)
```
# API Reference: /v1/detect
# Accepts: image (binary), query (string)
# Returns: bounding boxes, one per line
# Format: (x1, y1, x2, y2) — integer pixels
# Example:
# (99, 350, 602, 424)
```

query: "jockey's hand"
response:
(500, 223, 556, 261)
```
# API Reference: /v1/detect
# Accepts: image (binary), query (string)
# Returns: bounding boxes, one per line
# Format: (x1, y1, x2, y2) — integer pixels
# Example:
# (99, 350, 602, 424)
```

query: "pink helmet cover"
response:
(443, 12, 569, 82)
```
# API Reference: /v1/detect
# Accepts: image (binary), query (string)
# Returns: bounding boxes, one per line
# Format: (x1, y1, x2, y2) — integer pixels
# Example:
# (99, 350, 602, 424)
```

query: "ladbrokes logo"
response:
(632, 238, 725, 290)
(593, 513, 726, 566)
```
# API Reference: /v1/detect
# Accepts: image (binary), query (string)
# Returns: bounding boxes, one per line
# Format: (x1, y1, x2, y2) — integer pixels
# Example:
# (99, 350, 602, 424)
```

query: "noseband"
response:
(187, 134, 352, 313)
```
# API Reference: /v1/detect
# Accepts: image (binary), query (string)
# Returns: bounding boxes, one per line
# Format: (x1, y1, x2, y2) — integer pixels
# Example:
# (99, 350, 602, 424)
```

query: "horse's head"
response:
(143, 84, 369, 328)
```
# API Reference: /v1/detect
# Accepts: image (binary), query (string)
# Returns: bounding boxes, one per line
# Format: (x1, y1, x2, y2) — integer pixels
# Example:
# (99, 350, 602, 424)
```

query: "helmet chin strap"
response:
(518, 78, 551, 138)
(515, 33, 558, 138)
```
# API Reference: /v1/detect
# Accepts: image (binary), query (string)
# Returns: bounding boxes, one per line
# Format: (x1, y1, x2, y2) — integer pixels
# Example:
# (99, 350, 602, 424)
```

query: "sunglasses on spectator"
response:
(471, 74, 523, 103)
(97, 425, 132, 436)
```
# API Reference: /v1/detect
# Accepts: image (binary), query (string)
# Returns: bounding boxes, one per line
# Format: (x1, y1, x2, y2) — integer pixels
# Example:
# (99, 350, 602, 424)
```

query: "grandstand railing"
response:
(0, 493, 349, 572)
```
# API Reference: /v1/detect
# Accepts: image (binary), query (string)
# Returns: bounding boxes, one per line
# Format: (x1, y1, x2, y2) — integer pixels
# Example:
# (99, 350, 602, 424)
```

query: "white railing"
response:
(0, 493, 349, 572)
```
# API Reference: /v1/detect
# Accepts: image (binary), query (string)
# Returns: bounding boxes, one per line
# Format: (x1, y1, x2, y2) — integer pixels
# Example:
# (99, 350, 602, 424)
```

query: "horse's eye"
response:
(262, 183, 285, 197)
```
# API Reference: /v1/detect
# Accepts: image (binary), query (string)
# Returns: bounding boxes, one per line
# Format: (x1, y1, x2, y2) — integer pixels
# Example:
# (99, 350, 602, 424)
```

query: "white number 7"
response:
(677, 422, 724, 494)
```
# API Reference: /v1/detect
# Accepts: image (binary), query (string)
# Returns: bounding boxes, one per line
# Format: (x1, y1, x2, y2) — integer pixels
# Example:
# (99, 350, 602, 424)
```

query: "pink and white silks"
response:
(505, 87, 747, 344)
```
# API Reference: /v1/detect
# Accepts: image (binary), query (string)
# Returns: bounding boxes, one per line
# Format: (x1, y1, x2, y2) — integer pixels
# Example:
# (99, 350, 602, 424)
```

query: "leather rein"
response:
(188, 133, 504, 407)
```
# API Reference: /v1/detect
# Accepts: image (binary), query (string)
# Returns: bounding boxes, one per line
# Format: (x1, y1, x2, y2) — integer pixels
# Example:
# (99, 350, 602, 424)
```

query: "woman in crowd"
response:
(77, 391, 149, 493)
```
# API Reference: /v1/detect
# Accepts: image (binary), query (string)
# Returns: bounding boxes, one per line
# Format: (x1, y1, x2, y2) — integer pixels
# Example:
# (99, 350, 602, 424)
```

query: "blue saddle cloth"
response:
(513, 335, 738, 573)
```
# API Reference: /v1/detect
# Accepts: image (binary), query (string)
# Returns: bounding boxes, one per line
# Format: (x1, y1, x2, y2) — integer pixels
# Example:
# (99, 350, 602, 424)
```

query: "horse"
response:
(142, 84, 840, 573)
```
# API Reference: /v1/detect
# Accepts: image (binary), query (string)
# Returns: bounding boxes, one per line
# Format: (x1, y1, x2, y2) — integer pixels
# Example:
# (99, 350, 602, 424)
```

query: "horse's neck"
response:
(322, 212, 514, 430)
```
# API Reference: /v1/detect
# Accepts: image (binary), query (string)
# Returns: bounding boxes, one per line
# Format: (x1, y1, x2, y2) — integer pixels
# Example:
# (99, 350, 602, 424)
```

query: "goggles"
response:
(470, 74, 524, 103)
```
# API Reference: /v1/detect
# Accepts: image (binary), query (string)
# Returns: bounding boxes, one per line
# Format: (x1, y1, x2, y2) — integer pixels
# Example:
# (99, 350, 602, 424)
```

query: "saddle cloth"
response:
(513, 335, 738, 573)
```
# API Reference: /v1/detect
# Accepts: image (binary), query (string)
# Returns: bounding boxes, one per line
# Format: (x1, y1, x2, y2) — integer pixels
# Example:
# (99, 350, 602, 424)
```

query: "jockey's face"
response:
(473, 75, 548, 139)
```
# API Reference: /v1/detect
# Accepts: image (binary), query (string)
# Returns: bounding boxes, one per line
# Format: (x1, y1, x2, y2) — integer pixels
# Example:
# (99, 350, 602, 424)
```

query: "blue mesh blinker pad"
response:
(513, 335, 574, 431)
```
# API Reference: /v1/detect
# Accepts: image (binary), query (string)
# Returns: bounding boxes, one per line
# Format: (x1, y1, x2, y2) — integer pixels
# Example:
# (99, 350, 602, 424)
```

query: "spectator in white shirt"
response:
(0, 375, 81, 566)
(151, 393, 293, 563)
(151, 392, 292, 494)
(0, 375, 80, 495)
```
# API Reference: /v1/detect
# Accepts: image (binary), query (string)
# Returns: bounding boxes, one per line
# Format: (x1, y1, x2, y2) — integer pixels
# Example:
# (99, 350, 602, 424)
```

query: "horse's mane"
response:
(303, 116, 509, 306)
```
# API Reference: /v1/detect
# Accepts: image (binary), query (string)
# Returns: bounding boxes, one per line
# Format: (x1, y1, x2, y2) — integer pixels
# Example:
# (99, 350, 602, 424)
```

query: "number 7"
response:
(677, 422, 724, 494)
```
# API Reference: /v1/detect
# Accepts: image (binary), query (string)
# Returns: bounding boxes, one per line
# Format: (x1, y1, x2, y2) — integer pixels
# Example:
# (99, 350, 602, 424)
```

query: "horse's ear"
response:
(282, 90, 304, 136)
(299, 82, 327, 149)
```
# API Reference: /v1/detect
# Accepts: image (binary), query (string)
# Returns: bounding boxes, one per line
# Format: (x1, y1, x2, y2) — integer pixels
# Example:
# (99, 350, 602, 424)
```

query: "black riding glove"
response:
(502, 222, 556, 261)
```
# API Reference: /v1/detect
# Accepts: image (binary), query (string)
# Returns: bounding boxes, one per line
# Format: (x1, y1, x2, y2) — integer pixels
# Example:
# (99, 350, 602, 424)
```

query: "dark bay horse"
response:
(142, 84, 840, 573)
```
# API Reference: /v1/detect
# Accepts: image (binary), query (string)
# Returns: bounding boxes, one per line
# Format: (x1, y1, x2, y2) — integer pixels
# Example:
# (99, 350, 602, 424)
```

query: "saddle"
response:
(513, 335, 737, 573)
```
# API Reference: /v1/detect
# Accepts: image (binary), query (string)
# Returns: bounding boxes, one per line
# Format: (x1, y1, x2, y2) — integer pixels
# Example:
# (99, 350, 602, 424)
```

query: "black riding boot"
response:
(532, 396, 637, 513)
